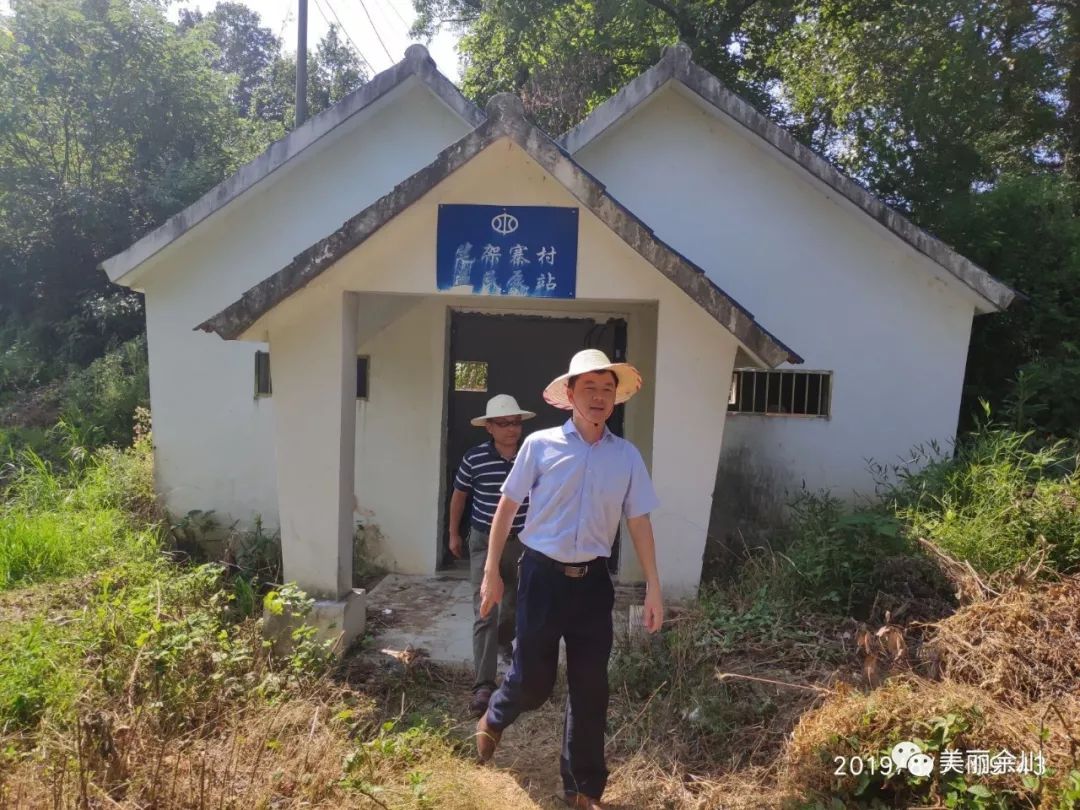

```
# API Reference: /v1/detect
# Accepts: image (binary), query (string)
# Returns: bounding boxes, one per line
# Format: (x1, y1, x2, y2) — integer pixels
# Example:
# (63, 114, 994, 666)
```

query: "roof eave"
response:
(560, 43, 1016, 315)
(101, 44, 484, 287)
(198, 94, 801, 368)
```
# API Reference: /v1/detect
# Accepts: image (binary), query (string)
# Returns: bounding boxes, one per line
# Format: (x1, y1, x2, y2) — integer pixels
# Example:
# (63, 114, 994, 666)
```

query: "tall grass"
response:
(0, 412, 160, 591)
(885, 426, 1080, 575)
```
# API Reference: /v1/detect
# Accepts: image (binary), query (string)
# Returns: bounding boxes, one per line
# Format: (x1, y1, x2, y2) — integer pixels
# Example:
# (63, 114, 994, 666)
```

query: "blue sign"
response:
(436, 205, 579, 299)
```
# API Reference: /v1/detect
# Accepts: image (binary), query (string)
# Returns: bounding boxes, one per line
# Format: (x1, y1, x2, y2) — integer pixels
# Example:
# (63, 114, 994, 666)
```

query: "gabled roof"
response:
(197, 93, 802, 369)
(100, 45, 484, 286)
(560, 43, 1015, 315)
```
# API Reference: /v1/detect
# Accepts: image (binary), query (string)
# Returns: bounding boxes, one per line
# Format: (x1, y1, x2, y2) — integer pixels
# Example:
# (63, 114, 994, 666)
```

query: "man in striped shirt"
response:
(449, 393, 534, 717)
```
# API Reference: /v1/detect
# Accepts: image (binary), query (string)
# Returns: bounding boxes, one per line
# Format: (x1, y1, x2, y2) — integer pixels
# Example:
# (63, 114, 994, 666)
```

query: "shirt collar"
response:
(486, 439, 517, 462)
(562, 418, 613, 444)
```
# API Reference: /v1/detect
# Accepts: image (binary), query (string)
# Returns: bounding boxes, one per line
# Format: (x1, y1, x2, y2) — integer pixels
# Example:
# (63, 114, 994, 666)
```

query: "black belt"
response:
(523, 546, 606, 579)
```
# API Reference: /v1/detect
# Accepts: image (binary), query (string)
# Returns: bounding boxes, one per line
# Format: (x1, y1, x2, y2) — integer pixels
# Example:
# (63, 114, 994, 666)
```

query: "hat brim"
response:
(470, 409, 537, 427)
(542, 363, 642, 411)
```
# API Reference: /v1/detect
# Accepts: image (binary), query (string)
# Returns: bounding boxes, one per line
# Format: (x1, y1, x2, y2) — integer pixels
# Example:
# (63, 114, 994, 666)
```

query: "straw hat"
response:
(470, 394, 537, 427)
(542, 349, 642, 411)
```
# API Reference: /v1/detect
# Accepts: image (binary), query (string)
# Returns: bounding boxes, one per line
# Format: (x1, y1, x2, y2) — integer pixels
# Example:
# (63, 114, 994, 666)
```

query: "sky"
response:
(169, 0, 463, 81)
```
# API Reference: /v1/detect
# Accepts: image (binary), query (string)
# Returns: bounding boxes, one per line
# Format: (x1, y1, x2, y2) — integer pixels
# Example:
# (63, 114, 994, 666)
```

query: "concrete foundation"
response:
(263, 587, 368, 656)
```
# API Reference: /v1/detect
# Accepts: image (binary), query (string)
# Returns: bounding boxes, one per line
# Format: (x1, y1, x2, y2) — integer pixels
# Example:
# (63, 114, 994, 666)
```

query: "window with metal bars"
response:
(727, 369, 832, 417)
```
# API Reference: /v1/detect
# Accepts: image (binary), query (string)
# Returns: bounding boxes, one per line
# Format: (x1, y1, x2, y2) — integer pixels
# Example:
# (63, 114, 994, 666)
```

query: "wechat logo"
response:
(892, 741, 935, 777)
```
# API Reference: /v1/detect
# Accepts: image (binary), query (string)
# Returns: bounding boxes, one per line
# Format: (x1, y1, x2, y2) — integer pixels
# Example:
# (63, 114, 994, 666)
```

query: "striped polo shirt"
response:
(454, 441, 529, 532)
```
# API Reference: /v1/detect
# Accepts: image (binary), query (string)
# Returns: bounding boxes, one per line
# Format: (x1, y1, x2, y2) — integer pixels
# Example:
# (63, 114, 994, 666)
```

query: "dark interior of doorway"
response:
(441, 311, 628, 573)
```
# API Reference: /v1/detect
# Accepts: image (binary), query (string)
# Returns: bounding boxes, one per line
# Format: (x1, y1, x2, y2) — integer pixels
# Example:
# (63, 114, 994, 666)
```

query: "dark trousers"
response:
(469, 527, 523, 692)
(485, 548, 615, 800)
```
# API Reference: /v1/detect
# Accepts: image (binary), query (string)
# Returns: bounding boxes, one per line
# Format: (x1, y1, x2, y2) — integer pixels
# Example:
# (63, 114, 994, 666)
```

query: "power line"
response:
(374, 0, 409, 30)
(357, 0, 394, 63)
(319, 0, 378, 72)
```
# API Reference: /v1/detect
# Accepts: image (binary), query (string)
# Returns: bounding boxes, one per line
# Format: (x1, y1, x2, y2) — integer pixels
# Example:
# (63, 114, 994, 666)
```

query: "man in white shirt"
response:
(475, 350, 664, 809)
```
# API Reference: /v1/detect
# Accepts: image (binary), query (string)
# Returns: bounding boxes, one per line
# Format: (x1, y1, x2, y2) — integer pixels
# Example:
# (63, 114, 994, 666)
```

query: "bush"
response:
(0, 324, 58, 400)
(780, 492, 919, 618)
(58, 336, 149, 449)
(885, 426, 1080, 576)
(0, 417, 160, 590)
(940, 175, 1080, 437)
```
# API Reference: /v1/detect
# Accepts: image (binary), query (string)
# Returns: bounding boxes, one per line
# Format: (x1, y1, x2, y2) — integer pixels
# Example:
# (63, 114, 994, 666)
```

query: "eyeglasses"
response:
(489, 418, 523, 428)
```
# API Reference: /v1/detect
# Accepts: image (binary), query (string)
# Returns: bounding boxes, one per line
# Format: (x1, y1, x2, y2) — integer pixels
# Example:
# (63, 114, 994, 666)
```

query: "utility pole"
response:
(295, 0, 308, 127)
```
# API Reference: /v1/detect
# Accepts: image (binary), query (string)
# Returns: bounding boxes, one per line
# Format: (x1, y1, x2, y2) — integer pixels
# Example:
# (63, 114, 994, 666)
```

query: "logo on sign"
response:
(491, 212, 519, 235)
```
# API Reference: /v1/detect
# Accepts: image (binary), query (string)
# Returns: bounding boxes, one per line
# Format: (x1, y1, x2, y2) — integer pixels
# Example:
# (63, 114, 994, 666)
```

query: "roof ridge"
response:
(101, 45, 484, 286)
(559, 42, 1015, 314)
(198, 90, 802, 368)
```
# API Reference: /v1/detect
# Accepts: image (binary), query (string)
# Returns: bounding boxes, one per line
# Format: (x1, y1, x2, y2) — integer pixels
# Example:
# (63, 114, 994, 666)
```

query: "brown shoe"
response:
(562, 792, 603, 809)
(475, 714, 502, 763)
(468, 688, 492, 719)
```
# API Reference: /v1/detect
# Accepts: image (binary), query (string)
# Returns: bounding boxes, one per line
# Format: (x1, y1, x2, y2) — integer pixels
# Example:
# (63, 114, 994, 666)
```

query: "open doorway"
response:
(441, 311, 627, 572)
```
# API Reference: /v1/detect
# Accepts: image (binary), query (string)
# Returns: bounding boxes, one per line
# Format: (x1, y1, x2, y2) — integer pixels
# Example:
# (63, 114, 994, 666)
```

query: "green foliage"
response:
(800, 705, 1073, 809)
(262, 583, 335, 676)
(1, 560, 256, 733)
(0, 545, 334, 735)
(0, 616, 82, 732)
(780, 493, 915, 617)
(178, 2, 282, 118)
(341, 719, 450, 805)
(0, 0, 252, 366)
(934, 175, 1080, 438)
(438, 0, 799, 134)
(772, 1, 1060, 219)
(0, 1, 368, 394)
(353, 514, 387, 588)
(0, 428, 159, 591)
(57, 336, 150, 449)
(883, 425, 1080, 575)
(230, 514, 283, 585)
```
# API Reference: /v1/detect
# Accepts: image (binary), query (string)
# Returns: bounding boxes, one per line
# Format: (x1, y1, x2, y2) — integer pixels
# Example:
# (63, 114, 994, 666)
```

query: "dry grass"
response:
(783, 677, 1078, 806)
(924, 574, 1080, 706)
(2, 690, 356, 808)
(3, 558, 1077, 808)
(0, 677, 542, 810)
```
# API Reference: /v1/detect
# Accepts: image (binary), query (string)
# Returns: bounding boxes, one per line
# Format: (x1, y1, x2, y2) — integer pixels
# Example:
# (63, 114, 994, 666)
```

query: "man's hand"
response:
(480, 570, 504, 619)
(449, 533, 463, 559)
(642, 585, 664, 633)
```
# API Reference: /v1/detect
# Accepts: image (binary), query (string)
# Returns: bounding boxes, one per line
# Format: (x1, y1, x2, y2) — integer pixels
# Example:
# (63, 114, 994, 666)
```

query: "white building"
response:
(102, 44, 1014, 614)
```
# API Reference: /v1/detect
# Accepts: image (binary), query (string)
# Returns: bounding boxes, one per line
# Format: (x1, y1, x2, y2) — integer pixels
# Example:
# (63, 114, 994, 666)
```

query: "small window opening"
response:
(727, 369, 832, 417)
(454, 361, 488, 392)
(255, 350, 272, 396)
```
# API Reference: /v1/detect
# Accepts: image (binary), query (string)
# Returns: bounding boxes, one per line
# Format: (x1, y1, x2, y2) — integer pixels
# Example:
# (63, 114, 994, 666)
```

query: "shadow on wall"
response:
(354, 509, 389, 588)
(702, 444, 793, 582)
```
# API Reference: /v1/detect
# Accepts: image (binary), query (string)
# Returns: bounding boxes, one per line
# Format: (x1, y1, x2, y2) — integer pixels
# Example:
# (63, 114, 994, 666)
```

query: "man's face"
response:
(485, 416, 524, 444)
(568, 371, 617, 424)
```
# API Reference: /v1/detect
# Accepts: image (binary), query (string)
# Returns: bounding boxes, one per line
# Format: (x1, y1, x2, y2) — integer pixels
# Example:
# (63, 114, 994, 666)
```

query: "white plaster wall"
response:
(574, 86, 977, 503)
(262, 141, 739, 592)
(353, 295, 444, 575)
(138, 80, 473, 527)
(271, 290, 357, 598)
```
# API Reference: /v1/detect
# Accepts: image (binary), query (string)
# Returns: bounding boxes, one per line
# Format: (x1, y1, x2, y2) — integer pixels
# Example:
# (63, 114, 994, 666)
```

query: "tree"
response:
(935, 174, 1080, 435)
(413, 0, 799, 133)
(0, 0, 257, 376)
(311, 25, 369, 113)
(250, 25, 369, 132)
(772, 0, 1062, 222)
(178, 1, 282, 117)
(0, 2, 368, 390)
